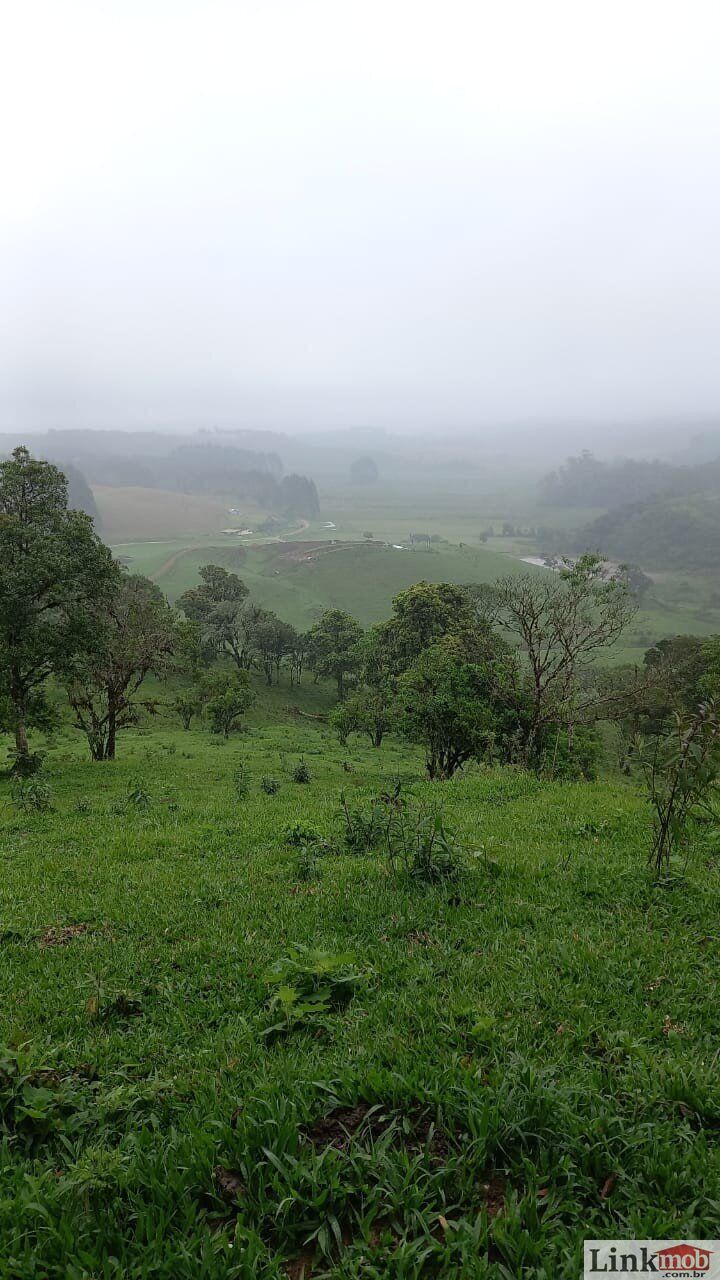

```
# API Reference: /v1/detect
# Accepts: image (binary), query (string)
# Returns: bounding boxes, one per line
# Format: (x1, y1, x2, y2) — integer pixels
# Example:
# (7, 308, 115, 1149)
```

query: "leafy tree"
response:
(62, 463, 99, 525)
(642, 634, 709, 722)
(279, 474, 320, 518)
(249, 611, 297, 685)
(329, 700, 360, 746)
(179, 564, 248, 619)
(178, 566, 261, 669)
(65, 575, 183, 760)
(350, 457, 379, 485)
(202, 669, 255, 737)
(288, 630, 307, 686)
(335, 685, 394, 748)
(173, 687, 203, 730)
(490, 554, 636, 764)
(306, 610, 363, 700)
(370, 581, 479, 675)
(398, 637, 514, 779)
(623, 562, 653, 601)
(637, 700, 720, 873)
(0, 448, 118, 765)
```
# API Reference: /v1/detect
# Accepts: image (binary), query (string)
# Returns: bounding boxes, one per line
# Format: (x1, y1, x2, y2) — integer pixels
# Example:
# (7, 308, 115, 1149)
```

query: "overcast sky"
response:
(2, 0, 720, 433)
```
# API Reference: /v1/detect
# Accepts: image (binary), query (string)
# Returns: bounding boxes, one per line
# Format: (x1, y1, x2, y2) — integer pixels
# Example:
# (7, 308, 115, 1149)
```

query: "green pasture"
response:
(1, 692, 720, 1276)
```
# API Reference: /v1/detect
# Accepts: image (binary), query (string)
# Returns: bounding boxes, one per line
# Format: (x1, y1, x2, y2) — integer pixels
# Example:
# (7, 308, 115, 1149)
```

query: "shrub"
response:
(339, 791, 387, 855)
(283, 821, 324, 848)
(12, 778, 54, 814)
(294, 846, 322, 882)
(283, 821, 336, 862)
(126, 779, 152, 810)
(384, 801, 463, 883)
(538, 726, 601, 781)
(637, 700, 720, 872)
(329, 702, 359, 746)
(261, 945, 363, 1038)
(233, 763, 249, 799)
(8, 750, 45, 779)
(261, 776, 280, 795)
(291, 758, 311, 783)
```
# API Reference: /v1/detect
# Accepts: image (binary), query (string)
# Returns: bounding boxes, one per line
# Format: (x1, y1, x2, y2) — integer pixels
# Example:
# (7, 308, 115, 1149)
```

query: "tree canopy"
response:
(0, 447, 118, 765)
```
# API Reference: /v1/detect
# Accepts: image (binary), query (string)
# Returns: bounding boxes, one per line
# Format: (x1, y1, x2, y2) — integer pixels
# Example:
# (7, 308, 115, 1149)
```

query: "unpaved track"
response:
(148, 519, 311, 583)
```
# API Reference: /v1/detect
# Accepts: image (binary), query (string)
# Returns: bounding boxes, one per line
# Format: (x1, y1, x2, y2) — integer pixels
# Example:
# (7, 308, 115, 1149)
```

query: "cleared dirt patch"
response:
(39, 923, 92, 947)
(301, 1101, 453, 1165)
(269, 540, 384, 565)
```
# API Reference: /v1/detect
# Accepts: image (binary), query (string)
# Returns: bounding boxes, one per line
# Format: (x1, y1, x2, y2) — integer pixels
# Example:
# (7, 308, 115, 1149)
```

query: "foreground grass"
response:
(1, 718, 719, 1277)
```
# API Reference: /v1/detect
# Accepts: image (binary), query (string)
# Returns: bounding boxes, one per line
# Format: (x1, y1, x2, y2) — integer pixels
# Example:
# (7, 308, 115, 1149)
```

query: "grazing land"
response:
(93, 485, 251, 543)
(3, 437, 720, 1277)
(2, 695, 719, 1278)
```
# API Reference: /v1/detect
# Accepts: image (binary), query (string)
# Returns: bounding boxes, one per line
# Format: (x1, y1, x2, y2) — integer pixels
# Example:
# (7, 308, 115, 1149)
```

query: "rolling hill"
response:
(142, 539, 539, 628)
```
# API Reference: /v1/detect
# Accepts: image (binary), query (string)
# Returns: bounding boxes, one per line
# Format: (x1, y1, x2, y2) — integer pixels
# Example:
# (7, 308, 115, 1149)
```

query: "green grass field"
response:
(2, 678, 720, 1277)
(138, 540, 536, 626)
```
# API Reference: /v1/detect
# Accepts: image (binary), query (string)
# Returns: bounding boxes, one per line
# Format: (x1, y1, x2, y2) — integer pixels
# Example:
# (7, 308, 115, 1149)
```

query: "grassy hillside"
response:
(1, 696, 719, 1276)
(93, 486, 265, 542)
(145, 539, 539, 627)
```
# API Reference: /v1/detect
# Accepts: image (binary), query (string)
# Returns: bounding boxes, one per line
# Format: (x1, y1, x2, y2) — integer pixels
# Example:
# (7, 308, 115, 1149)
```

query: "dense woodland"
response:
(540, 448, 720, 569)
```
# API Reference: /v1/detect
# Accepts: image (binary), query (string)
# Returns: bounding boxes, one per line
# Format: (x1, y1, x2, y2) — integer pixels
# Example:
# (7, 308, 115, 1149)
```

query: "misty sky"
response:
(2, 0, 720, 433)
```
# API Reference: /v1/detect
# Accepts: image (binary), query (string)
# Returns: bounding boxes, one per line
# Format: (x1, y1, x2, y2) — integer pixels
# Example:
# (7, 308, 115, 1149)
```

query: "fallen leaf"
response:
(600, 1174, 617, 1201)
(214, 1165, 246, 1203)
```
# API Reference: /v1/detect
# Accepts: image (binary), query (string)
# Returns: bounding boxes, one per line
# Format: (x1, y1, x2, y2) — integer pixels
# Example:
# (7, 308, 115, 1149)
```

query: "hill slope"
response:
(576, 495, 720, 570)
(93, 485, 258, 541)
(150, 539, 540, 626)
(1, 706, 718, 1274)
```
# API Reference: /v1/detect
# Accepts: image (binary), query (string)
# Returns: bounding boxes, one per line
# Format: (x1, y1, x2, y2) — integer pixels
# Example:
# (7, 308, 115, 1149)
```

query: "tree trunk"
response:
(14, 718, 29, 758)
(103, 698, 117, 761)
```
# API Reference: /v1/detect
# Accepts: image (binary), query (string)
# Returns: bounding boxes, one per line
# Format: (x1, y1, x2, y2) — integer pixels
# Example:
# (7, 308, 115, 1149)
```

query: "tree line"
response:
(540, 448, 720, 510)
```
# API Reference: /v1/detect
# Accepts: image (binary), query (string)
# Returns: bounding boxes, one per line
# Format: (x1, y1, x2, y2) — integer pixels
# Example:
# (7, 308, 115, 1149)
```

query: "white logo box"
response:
(585, 1242, 720, 1278)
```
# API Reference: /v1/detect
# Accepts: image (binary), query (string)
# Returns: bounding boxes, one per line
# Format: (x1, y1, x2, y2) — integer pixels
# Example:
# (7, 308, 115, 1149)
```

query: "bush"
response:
(283, 821, 336, 864)
(261, 776, 280, 795)
(8, 750, 45, 779)
(291, 758, 311, 783)
(233, 763, 249, 799)
(338, 784, 463, 882)
(339, 791, 387, 855)
(126, 780, 152, 810)
(283, 821, 324, 848)
(294, 846, 323, 882)
(637, 701, 720, 872)
(12, 778, 54, 813)
(262, 945, 363, 1038)
(539, 726, 601, 781)
(384, 800, 463, 883)
(389, 808, 461, 880)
